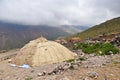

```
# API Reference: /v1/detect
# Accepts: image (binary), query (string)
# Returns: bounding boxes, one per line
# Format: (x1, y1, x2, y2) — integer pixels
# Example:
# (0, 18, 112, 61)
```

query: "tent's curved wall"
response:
(32, 41, 75, 66)
(13, 37, 76, 66)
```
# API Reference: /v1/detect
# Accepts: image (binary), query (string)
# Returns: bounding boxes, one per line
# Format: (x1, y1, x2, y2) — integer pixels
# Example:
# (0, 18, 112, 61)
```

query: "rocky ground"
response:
(0, 49, 120, 80)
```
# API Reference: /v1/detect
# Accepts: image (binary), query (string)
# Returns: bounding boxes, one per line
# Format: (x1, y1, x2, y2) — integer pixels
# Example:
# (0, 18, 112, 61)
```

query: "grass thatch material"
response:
(13, 37, 75, 66)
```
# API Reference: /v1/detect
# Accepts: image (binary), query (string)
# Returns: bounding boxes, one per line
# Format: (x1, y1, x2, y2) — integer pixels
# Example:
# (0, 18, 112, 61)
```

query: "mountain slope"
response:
(0, 22, 69, 50)
(76, 17, 120, 39)
(60, 25, 88, 34)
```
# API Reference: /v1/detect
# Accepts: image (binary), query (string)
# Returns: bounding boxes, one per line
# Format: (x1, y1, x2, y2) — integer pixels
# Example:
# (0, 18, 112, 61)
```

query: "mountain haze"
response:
(60, 25, 88, 34)
(0, 22, 70, 50)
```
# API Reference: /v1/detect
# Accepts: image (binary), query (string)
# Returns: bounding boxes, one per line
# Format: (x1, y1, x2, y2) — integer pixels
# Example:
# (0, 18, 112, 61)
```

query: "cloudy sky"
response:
(0, 0, 120, 26)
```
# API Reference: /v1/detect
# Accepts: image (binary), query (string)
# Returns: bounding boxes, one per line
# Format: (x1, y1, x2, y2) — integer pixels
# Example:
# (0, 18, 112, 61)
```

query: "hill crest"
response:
(76, 17, 120, 39)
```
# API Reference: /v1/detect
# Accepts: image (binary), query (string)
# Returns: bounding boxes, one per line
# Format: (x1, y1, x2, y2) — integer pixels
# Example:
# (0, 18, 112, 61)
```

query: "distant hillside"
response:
(0, 22, 69, 50)
(60, 25, 88, 34)
(76, 17, 120, 39)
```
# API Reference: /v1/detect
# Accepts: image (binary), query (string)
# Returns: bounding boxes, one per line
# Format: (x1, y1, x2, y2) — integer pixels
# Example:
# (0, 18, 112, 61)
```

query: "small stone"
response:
(82, 77, 89, 80)
(89, 54, 95, 57)
(30, 70, 34, 73)
(60, 76, 70, 80)
(8, 59, 12, 63)
(106, 60, 110, 63)
(109, 74, 114, 76)
(37, 72, 46, 76)
(102, 63, 106, 66)
(72, 64, 79, 69)
(84, 65, 88, 68)
(74, 59, 79, 64)
(87, 71, 98, 78)
(37, 72, 43, 76)
(63, 63, 71, 70)
(79, 52, 85, 57)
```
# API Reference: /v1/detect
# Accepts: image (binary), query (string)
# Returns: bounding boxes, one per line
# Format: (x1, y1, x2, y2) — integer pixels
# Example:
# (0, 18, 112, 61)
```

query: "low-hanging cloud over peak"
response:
(0, 0, 120, 26)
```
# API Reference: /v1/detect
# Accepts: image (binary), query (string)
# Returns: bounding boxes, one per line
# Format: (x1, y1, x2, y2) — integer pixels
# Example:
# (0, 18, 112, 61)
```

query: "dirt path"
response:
(0, 49, 20, 62)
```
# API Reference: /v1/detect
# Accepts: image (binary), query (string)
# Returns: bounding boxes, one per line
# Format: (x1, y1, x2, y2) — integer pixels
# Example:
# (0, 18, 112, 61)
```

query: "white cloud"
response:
(0, 0, 120, 26)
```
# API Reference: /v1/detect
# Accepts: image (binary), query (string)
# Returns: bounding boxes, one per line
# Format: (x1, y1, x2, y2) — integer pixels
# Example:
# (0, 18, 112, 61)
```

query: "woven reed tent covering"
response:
(13, 37, 76, 66)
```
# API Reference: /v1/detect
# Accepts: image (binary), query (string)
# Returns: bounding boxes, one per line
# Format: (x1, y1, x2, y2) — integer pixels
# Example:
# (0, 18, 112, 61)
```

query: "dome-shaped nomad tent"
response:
(13, 37, 76, 66)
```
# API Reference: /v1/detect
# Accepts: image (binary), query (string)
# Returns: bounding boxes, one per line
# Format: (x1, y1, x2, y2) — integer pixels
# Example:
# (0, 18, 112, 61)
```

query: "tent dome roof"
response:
(13, 37, 76, 66)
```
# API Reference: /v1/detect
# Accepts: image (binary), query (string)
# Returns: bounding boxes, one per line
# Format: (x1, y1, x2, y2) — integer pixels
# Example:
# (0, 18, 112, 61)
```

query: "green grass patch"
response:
(66, 59, 74, 63)
(0, 70, 4, 73)
(25, 75, 33, 80)
(73, 43, 119, 55)
(78, 57, 86, 61)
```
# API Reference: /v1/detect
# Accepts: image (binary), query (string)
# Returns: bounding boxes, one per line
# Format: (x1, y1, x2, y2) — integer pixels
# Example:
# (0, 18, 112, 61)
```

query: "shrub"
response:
(78, 57, 86, 61)
(25, 75, 33, 80)
(0, 70, 4, 75)
(73, 43, 90, 50)
(99, 43, 119, 55)
(73, 43, 119, 55)
(66, 59, 74, 63)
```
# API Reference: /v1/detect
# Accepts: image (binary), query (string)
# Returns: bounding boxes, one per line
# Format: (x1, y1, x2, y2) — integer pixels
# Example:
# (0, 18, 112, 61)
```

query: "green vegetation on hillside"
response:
(73, 43, 119, 55)
(76, 17, 120, 39)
